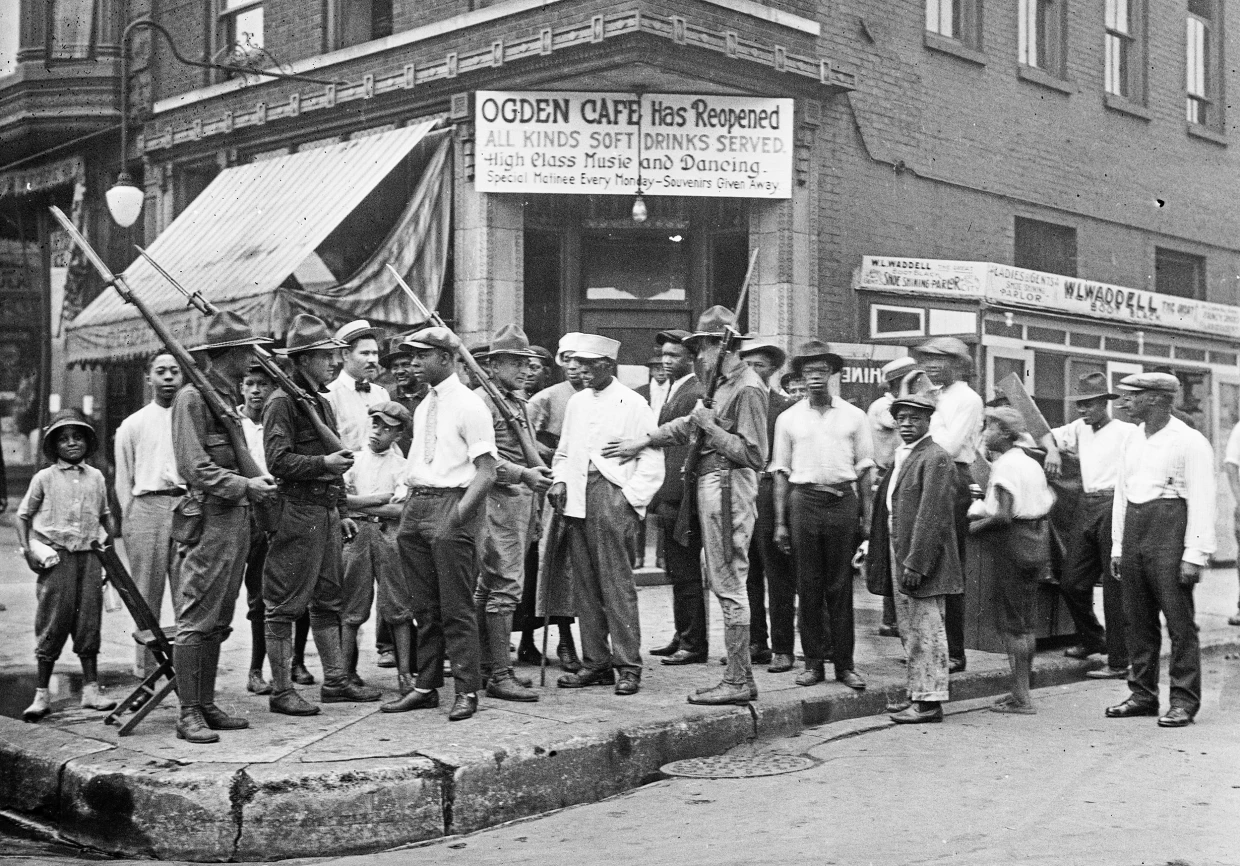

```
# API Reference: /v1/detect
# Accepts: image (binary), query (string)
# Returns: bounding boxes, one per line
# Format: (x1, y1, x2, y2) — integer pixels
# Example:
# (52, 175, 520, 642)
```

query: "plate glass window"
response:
(1154, 248, 1205, 300)
(1014, 217, 1077, 277)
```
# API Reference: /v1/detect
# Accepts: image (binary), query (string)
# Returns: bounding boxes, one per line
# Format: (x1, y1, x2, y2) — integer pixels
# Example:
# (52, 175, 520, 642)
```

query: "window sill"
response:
(1017, 64, 1075, 95)
(1104, 93, 1152, 121)
(1186, 122, 1227, 146)
(923, 31, 987, 66)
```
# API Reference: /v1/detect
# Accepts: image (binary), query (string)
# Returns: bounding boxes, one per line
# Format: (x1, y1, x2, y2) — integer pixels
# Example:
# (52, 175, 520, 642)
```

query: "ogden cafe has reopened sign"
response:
(474, 90, 794, 198)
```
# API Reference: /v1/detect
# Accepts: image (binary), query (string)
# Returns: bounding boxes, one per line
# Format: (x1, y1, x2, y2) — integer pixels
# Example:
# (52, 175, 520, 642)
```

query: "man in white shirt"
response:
(326, 320, 390, 453)
(1224, 420, 1240, 627)
(114, 352, 185, 677)
(1105, 373, 1216, 728)
(914, 336, 983, 674)
(387, 327, 497, 721)
(771, 340, 873, 692)
(1040, 373, 1137, 678)
(550, 334, 663, 697)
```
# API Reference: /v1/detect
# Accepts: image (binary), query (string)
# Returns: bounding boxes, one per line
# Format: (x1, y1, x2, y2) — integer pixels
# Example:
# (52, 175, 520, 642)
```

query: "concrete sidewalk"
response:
(0, 515, 1238, 861)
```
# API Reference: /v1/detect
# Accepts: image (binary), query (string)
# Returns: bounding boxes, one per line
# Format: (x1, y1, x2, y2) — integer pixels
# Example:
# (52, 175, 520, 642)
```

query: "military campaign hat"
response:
(276, 314, 348, 356)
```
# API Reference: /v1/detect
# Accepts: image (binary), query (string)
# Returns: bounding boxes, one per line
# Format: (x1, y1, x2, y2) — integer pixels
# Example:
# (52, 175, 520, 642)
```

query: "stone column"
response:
(453, 128, 523, 345)
(748, 100, 821, 352)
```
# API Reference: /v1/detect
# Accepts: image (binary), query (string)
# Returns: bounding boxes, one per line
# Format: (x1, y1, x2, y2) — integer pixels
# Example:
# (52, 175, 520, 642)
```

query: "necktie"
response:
(355, 379, 371, 393)
(423, 389, 437, 464)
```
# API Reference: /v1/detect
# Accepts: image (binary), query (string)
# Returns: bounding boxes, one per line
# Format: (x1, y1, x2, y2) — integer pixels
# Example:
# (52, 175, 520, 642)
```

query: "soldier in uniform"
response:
(263, 314, 380, 716)
(170, 312, 277, 743)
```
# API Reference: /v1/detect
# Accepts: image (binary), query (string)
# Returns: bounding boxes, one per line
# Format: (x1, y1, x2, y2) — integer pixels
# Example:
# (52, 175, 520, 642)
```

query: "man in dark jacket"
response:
(867, 382, 961, 724)
(644, 330, 708, 664)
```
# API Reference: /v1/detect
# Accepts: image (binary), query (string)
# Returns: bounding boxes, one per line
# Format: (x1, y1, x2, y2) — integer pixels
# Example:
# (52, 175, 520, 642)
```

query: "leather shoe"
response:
(291, 663, 316, 685)
(614, 672, 641, 696)
(891, 703, 943, 724)
(1105, 698, 1158, 719)
(750, 644, 773, 665)
(687, 681, 751, 705)
(321, 682, 382, 703)
(269, 689, 321, 716)
(247, 670, 273, 695)
(176, 708, 220, 744)
(661, 649, 708, 666)
(948, 657, 966, 674)
(381, 688, 439, 713)
(557, 643, 583, 673)
(836, 670, 866, 691)
(376, 651, 397, 668)
(201, 704, 249, 730)
(1085, 666, 1128, 680)
(486, 672, 539, 702)
(557, 667, 616, 688)
(767, 653, 794, 673)
(877, 624, 900, 638)
(516, 643, 545, 665)
(649, 638, 680, 657)
(795, 664, 825, 687)
(448, 693, 478, 721)
(886, 697, 912, 713)
(1157, 707, 1194, 728)
(1064, 644, 1103, 660)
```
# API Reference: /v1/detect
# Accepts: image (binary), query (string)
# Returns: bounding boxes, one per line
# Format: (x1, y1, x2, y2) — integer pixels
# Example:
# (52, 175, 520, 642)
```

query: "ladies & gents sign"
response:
(474, 91, 794, 198)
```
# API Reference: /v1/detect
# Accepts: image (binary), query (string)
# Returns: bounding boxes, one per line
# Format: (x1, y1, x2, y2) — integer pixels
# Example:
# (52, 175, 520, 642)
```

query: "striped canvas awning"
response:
(66, 119, 441, 365)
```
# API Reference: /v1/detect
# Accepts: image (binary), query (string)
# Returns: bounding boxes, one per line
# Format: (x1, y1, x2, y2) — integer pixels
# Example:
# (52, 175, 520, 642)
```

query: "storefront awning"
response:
(65, 119, 448, 366)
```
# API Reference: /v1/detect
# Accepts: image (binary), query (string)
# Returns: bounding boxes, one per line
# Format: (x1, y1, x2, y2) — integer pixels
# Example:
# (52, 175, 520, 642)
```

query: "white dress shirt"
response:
(1225, 422, 1240, 467)
(769, 397, 875, 485)
(552, 379, 664, 519)
(113, 401, 183, 516)
(237, 409, 269, 474)
(930, 381, 983, 465)
(867, 392, 900, 471)
(1111, 416, 1217, 566)
(648, 377, 670, 419)
(345, 445, 408, 514)
(886, 432, 930, 514)
(985, 447, 1054, 519)
(404, 374, 497, 489)
(326, 370, 391, 453)
(1051, 417, 1136, 493)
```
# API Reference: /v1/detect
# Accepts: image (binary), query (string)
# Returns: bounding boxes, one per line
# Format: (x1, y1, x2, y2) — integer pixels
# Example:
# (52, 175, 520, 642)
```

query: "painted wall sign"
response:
(857, 256, 1240, 340)
(474, 90, 794, 198)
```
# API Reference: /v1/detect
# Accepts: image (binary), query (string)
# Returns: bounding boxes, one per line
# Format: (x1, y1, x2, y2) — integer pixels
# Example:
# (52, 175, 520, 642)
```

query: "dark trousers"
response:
(947, 464, 970, 662)
(262, 498, 343, 629)
(1121, 499, 1200, 714)
(1061, 492, 1127, 665)
(34, 550, 103, 662)
(178, 501, 251, 646)
(659, 508, 707, 656)
(791, 487, 857, 673)
(396, 489, 482, 694)
(748, 474, 796, 655)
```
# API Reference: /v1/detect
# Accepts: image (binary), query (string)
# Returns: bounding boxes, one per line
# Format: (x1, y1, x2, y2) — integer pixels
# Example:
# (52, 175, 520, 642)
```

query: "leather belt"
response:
(353, 514, 394, 529)
(406, 487, 455, 497)
(1083, 490, 1115, 499)
(698, 453, 738, 474)
(143, 488, 186, 497)
(794, 482, 853, 497)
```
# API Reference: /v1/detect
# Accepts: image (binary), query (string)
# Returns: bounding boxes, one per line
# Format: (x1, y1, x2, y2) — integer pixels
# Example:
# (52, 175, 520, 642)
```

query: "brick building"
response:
(24, 0, 1239, 554)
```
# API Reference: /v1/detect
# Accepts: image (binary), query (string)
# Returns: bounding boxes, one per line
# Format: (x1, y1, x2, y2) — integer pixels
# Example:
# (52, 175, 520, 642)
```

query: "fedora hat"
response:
(188, 310, 272, 352)
(1068, 372, 1119, 402)
(655, 328, 691, 346)
(890, 369, 937, 414)
(42, 409, 98, 463)
(480, 324, 537, 360)
(914, 336, 972, 362)
(684, 306, 739, 347)
(378, 334, 413, 368)
(334, 319, 384, 347)
(790, 339, 844, 376)
(739, 337, 787, 370)
(276, 314, 349, 356)
(402, 326, 460, 354)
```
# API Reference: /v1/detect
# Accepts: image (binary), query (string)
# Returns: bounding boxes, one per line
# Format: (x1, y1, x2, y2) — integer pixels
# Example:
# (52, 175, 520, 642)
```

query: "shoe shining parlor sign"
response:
(474, 91, 795, 198)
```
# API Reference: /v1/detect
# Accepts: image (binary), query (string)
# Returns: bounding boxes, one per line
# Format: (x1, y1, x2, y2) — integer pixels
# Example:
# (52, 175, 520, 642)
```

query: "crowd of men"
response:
(16, 304, 1224, 737)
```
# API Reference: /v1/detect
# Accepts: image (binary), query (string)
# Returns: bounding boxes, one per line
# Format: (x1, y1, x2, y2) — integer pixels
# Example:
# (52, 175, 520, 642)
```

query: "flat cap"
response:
(368, 400, 412, 428)
(1116, 372, 1180, 394)
(402, 327, 460, 353)
(914, 336, 972, 361)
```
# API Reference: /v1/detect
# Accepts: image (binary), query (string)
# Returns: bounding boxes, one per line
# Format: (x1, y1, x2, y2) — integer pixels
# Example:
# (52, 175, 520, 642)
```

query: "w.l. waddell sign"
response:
(857, 256, 1240, 340)
(474, 91, 794, 198)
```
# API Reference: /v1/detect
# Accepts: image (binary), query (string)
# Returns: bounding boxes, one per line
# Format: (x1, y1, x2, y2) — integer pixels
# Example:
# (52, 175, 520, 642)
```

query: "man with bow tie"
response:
(327, 320, 390, 453)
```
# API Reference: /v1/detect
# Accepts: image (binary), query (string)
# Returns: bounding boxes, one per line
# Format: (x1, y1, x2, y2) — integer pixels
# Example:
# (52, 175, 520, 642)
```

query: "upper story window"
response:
(1014, 216, 1077, 277)
(220, 0, 264, 63)
(1018, 0, 1066, 76)
(336, 0, 394, 49)
(926, 0, 982, 49)
(1186, 0, 1222, 128)
(1155, 247, 1206, 299)
(1, 0, 20, 76)
(1105, 0, 1145, 101)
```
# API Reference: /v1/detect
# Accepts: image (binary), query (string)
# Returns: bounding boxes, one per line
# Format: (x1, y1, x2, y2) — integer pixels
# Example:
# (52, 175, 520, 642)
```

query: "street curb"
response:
(2, 634, 1237, 861)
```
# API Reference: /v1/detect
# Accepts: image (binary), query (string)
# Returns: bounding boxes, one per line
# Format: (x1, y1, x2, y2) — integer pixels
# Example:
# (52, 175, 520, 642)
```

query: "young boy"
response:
(342, 402, 410, 692)
(17, 410, 118, 721)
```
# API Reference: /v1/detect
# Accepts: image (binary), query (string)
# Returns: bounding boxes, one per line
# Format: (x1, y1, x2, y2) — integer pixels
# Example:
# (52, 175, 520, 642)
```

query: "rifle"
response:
(133, 245, 346, 455)
(48, 208, 273, 519)
(672, 248, 761, 548)
(385, 264, 547, 470)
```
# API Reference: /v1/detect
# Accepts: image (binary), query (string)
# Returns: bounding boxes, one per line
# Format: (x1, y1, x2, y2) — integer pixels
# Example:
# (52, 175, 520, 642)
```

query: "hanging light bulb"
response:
(632, 193, 648, 224)
(106, 171, 145, 228)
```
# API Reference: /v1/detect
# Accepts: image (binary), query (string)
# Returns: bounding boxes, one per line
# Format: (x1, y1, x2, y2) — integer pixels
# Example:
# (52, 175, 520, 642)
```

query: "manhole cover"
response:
(660, 753, 816, 779)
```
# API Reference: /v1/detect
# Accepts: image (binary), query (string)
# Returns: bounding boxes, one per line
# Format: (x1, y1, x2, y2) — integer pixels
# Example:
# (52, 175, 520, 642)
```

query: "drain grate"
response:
(660, 753, 815, 779)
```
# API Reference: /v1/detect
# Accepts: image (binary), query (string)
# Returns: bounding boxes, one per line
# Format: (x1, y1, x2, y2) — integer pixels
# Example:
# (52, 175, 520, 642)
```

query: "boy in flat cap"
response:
(263, 314, 377, 717)
(1106, 373, 1215, 728)
(340, 401, 409, 692)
